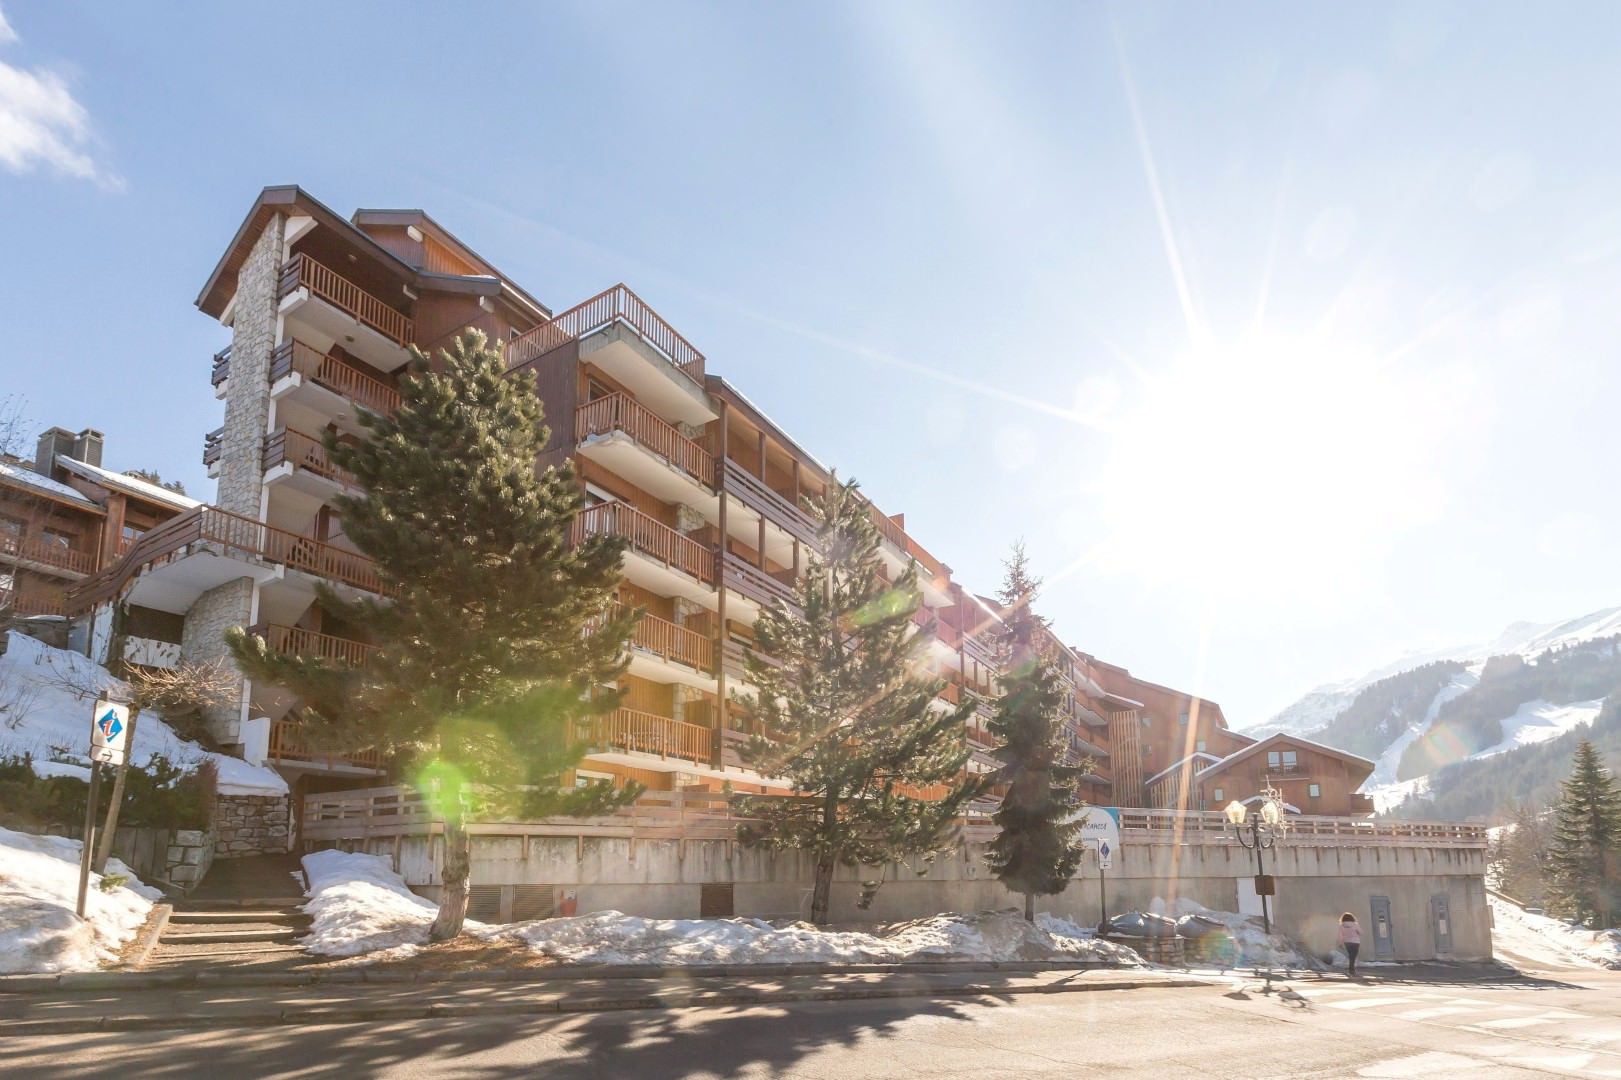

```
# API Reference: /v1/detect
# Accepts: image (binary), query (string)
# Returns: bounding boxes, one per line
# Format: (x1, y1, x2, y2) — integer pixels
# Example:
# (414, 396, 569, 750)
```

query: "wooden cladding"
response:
(4, 578, 69, 616)
(576, 394, 714, 487)
(271, 340, 402, 415)
(267, 716, 382, 770)
(722, 459, 818, 546)
(571, 708, 713, 767)
(1, 533, 96, 576)
(721, 552, 797, 610)
(507, 283, 705, 383)
(257, 623, 375, 667)
(263, 428, 358, 488)
(574, 502, 715, 584)
(202, 428, 224, 469)
(278, 253, 413, 348)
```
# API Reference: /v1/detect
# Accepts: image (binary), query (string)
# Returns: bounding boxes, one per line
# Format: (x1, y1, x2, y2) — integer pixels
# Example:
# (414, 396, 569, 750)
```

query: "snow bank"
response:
(1147, 897, 1320, 969)
(0, 825, 162, 973)
(301, 849, 485, 957)
(483, 908, 1145, 967)
(1490, 896, 1621, 970)
(0, 631, 286, 797)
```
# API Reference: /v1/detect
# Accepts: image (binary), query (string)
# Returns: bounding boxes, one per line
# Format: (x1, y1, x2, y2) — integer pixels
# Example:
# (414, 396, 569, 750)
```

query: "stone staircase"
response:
(143, 852, 316, 970)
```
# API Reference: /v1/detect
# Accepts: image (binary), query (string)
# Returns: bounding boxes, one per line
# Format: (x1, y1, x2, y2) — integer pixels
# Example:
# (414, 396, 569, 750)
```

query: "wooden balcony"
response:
(69, 505, 387, 611)
(254, 623, 375, 667)
(722, 552, 797, 610)
(1349, 793, 1375, 816)
(571, 708, 712, 768)
(277, 253, 413, 349)
(263, 427, 358, 489)
(576, 393, 713, 488)
(1, 533, 96, 577)
(270, 340, 402, 416)
(605, 603, 714, 672)
(210, 345, 231, 388)
(721, 638, 784, 683)
(267, 716, 382, 771)
(202, 427, 223, 470)
(4, 583, 70, 617)
(721, 459, 819, 547)
(574, 503, 715, 585)
(508, 284, 704, 386)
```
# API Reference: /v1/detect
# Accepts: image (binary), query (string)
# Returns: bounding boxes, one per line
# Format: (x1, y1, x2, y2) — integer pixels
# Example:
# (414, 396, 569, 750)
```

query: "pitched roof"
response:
(1196, 731, 1376, 781)
(0, 460, 99, 509)
(1144, 752, 1224, 788)
(56, 458, 202, 511)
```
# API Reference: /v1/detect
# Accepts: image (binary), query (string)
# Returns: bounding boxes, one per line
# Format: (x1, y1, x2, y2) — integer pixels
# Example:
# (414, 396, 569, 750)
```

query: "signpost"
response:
(1071, 807, 1121, 928)
(77, 699, 129, 918)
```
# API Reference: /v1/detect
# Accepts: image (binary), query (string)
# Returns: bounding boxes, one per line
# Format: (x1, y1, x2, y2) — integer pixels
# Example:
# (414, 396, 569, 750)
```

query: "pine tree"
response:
(734, 476, 988, 925)
(228, 329, 640, 940)
(984, 542, 1085, 921)
(1546, 740, 1621, 928)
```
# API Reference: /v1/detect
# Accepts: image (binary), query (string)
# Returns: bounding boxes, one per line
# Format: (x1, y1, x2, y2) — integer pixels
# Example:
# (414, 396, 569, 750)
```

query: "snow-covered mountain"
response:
(1252, 606, 1621, 740)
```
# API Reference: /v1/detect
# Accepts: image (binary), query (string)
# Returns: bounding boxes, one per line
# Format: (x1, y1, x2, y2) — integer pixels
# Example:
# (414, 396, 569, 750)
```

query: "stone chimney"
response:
(72, 428, 104, 468)
(34, 427, 76, 475)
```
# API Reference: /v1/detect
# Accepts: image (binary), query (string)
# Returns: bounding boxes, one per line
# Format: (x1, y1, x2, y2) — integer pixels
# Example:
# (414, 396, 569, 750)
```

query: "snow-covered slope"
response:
(0, 825, 162, 973)
(0, 631, 285, 797)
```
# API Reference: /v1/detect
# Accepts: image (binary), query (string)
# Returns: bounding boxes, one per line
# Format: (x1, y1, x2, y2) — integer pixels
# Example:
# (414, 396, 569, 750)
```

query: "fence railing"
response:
(271, 340, 402, 416)
(254, 623, 375, 667)
(571, 708, 713, 768)
(722, 553, 797, 610)
(721, 459, 819, 547)
(263, 428, 359, 489)
(506, 283, 704, 385)
(612, 603, 714, 672)
(278, 253, 413, 348)
(574, 502, 714, 584)
(210, 345, 232, 387)
(576, 394, 713, 487)
(268, 716, 382, 771)
(1, 533, 97, 576)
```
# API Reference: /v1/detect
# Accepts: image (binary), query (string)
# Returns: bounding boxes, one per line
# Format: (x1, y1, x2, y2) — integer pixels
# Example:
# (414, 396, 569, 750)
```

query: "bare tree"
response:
(0, 394, 28, 459)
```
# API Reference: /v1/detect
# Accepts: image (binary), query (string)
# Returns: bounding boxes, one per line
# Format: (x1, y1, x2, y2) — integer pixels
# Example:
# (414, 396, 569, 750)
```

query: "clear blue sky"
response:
(4, 1, 1620, 724)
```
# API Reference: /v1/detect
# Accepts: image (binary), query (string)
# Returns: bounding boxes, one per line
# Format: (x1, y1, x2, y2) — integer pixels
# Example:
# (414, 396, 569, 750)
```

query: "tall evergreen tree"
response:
(1546, 740, 1621, 928)
(734, 476, 988, 925)
(229, 330, 640, 940)
(984, 542, 1085, 921)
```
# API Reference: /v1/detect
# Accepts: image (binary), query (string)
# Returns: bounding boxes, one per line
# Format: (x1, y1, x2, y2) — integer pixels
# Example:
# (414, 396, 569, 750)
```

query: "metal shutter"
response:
(511, 885, 557, 922)
(466, 885, 502, 924)
(699, 883, 735, 918)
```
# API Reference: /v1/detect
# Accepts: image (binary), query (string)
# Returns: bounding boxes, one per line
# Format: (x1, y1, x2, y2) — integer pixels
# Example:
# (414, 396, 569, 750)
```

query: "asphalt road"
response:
(6, 968, 1621, 1079)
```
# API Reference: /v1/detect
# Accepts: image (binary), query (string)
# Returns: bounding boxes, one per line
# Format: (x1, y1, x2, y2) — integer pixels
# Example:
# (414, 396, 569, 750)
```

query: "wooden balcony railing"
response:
(571, 708, 712, 768)
(4, 584, 70, 617)
(574, 502, 715, 584)
(722, 552, 798, 610)
(863, 501, 946, 581)
(721, 638, 784, 683)
(278, 253, 413, 348)
(600, 603, 714, 672)
(267, 716, 382, 770)
(270, 340, 402, 416)
(1, 534, 96, 576)
(210, 345, 232, 387)
(263, 428, 358, 488)
(255, 623, 375, 667)
(69, 505, 386, 610)
(721, 459, 819, 547)
(202, 427, 224, 469)
(576, 394, 713, 488)
(507, 283, 704, 386)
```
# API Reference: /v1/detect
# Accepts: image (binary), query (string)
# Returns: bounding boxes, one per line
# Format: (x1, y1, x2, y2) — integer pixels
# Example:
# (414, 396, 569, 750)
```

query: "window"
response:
(1212, 787, 1224, 802)
(1309, 783, 1321, 799)
(42, 529, 72, 550)
(1267, 751, 1280, 768)
(1178, 711, 1189, 726)
(1282, 750, 1298, 768)
(0, 516, 22, 537)
(1196, 739, 1207, 753)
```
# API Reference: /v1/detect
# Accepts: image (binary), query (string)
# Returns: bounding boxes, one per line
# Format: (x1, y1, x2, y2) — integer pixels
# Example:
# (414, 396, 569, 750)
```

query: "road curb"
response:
(0, 974, 1216, 1036)
(120, 903, 171, 971)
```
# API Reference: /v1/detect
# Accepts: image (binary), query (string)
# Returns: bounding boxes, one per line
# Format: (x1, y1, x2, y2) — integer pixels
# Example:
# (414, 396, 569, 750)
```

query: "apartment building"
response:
(65, 184, 1375, 822)
(2, 427, 193, 631)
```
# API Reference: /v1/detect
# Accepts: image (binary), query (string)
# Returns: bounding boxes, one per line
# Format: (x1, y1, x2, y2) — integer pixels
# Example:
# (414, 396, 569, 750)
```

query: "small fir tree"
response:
(229, 329, 640, 940)
(1545, 740, 1621, 928)
(984, 542, 1085, 921)
(734, 476, 988, 925)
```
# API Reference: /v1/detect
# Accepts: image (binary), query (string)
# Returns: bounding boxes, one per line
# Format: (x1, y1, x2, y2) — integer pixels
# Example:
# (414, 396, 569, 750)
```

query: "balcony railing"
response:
(571, 708, 712, 768)
(267, 716, 382, 771)
(574, 502, 715, 584)
(270, 340, 402, 416)
(721, 637, 784, 682)
(507, 284, 704, 385)
(277, 253, 413, 348)
(210, 345, 232, 387)
(576, 394, 713, 488)
(254, 623, 376, 667)
(721, 459, 819, 547)
(202, 427, 223, 470)
(602, 602, 714, 672)
(263, 428, 358, 489)
(69, 505, 386, 610)
(1, 534, 96, 576)
(4, 584, 69, 617)
(722, 552, 797, 610)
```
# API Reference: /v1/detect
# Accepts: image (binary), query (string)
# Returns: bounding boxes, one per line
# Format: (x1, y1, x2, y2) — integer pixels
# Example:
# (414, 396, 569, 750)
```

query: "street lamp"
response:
(1224, 785, 1287, 936)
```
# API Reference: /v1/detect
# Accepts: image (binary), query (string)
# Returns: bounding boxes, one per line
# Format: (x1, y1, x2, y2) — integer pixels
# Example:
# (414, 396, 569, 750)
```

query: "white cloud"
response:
(0, 6, 120, 187)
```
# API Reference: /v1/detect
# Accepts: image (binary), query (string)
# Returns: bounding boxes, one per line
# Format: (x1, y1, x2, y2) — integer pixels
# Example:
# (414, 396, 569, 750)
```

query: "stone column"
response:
(215, 214, 285, 518)
(180, 579, 255, 745)
(675, 504, 705, 534)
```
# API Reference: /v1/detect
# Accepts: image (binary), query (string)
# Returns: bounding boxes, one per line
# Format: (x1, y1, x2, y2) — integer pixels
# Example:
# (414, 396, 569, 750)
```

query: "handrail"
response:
(254, 623, 375, 667)
(271, 340, 402, 415)
(264, 427, 359, 488)
(721, 459, 819, 547)
(574, 502, 714, 584)
(1, 534, 96, 576)
(721, 552, 797, 609)
(278, 253, 413, 348)
(576, 394, 713, 488)
(571, 708, 713, 767)
(506, 283, 704, 385)
(7, 585, 69, 617)
(611, 602, 714, 671)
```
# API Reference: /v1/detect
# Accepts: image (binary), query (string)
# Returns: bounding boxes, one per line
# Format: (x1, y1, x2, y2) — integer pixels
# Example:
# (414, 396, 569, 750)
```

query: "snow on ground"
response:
(1490, 896, 1621, 971)
(0, 631, 285, 797)
(1367, 669, 1481, 788)
(0, 824, 162, 973)
(300, 849, 483, 958)
(486, 909, 1145, 967)
(1146, 897, 1320, 969)
(1475, 699, 1603, 759)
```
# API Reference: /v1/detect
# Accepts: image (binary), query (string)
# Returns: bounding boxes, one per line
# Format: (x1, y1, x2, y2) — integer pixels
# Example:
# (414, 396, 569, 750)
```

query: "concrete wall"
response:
(343, 833, 1488, 962)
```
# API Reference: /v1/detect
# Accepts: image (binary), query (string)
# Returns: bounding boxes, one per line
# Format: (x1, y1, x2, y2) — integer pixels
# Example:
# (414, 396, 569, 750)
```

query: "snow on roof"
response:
(0, 459, 99, 508)
(56, 457, 202, 511)
(1199, 730, 1376, 778)
(1143, 752, 1223, 787)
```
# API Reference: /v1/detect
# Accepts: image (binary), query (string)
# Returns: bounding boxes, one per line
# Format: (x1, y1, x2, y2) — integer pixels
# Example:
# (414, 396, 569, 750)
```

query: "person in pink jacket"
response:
(1337, 912, 1362, 976)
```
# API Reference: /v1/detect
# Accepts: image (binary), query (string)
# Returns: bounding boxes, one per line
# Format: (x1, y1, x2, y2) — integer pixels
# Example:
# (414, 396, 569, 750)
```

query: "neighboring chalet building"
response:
(1146, 733, 1377, 818)
(63, 184, 1378, 828)
(2, 427, 194, 633)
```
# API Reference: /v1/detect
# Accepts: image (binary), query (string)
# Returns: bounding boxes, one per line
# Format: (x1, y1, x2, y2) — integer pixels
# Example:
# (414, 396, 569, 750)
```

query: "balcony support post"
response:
(713, 401, 730, 770)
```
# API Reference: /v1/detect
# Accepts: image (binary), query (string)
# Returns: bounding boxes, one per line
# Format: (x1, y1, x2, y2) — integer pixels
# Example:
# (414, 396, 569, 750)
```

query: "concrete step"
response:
(175, 896, 306, 910)
(158, 927, 303, 946)
(168, 909, 310, 926)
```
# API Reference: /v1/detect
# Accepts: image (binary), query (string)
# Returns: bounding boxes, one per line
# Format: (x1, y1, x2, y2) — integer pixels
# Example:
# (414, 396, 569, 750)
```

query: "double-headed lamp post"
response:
(1225, 786, 1287, 936)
